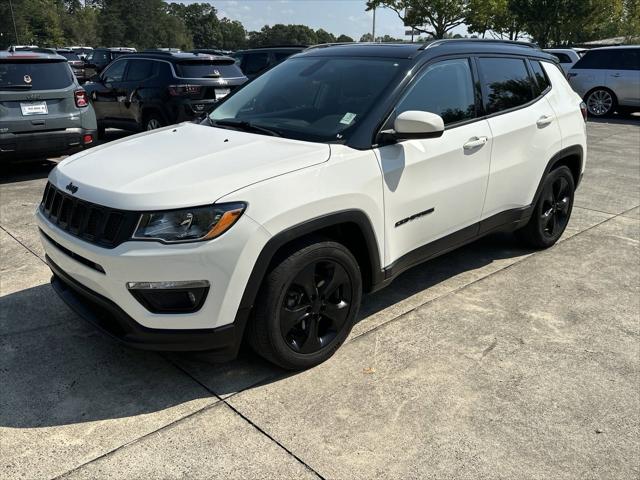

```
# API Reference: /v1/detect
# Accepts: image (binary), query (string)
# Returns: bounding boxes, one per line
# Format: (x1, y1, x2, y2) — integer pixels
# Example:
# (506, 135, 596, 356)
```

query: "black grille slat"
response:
(39, 182, 138, 249)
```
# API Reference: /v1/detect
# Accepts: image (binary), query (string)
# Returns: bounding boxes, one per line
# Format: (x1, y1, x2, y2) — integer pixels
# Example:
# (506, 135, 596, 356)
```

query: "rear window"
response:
(552, 52, 572, 63)
(57, 52, 80, 61)
(0, 61, 74, 90)
(572, 50, 608, 69)
(478, 57, 535, 114)
(176, 61, 244, 79)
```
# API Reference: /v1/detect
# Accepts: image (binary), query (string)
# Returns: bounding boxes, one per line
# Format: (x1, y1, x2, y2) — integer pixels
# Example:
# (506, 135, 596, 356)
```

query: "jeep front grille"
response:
(40, 182, 139, 248)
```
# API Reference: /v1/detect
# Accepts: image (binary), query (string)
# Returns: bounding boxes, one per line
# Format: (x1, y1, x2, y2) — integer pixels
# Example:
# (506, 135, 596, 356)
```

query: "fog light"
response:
(127, 280, 209, 314)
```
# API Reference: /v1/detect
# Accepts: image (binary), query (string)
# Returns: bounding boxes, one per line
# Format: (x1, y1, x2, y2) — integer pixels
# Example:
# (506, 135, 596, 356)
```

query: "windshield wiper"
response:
(0, 84, 33, 90)
(210, 118, 281, 137)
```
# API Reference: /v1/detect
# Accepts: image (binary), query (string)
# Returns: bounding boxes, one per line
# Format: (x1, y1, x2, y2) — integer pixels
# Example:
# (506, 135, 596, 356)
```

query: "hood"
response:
(50, 122, 330, 210)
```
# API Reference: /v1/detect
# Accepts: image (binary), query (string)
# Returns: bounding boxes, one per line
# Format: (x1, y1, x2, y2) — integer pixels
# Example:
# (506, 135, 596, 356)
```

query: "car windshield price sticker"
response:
(340, 112, 356, 125)
(20, 102, 48, 116)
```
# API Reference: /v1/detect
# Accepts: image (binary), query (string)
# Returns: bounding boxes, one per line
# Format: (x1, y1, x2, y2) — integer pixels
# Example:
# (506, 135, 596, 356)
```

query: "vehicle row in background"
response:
(82, 51, 247, 134)
(567, 46, 639, 117)
(230, 46, 306, 80)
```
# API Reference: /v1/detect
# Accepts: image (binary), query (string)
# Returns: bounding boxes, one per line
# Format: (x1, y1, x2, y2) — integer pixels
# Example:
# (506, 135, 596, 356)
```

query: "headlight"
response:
(132, 203, 246, 243)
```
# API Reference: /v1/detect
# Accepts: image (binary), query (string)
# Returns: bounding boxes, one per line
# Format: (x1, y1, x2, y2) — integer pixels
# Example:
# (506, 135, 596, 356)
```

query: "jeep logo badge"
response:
(23, 75, 32, 84)
(65, 182, 78, 194)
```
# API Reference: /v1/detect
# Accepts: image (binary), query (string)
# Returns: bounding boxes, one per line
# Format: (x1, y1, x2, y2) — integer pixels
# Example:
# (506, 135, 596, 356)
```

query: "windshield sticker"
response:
(340, 112, 357, 125)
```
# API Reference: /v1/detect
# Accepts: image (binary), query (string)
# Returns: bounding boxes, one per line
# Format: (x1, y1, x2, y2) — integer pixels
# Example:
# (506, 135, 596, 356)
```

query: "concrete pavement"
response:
(1, 118, 638, 479)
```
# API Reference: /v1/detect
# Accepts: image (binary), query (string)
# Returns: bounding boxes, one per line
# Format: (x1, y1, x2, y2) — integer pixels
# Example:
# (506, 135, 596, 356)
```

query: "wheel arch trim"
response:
(532, 145, 584, 205)
(233, 209, 383, 330)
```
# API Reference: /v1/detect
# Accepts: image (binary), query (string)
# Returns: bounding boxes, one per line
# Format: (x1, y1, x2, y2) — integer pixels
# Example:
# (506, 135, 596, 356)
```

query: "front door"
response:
(375, 58, 492, 269)
(92, 59, 128, 123)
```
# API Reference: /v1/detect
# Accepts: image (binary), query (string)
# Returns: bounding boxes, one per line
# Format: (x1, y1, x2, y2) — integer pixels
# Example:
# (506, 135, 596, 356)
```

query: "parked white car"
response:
(36, 40, 587, 369)
(567, 46, 640, 117)
(544, 48, 584, 73)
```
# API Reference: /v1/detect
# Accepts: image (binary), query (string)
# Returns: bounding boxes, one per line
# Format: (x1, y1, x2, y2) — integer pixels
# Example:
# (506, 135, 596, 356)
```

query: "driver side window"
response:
(397, 58, 477, 125)
(102, 60, 127, 83)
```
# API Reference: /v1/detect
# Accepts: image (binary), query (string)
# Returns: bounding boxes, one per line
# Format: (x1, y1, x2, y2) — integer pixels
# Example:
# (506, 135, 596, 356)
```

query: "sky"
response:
(177, 0, 468, 40)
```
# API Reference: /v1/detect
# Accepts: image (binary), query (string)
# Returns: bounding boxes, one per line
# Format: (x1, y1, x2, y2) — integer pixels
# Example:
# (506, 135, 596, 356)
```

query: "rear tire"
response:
(516, 166, 575, 249)
(246, 238, 362, 370)
(585, 88, 617, 117)
(143, 111, 165, 131)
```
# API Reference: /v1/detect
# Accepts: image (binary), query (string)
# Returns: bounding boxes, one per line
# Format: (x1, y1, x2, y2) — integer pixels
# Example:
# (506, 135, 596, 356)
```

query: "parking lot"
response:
(0, 117, 638, 479)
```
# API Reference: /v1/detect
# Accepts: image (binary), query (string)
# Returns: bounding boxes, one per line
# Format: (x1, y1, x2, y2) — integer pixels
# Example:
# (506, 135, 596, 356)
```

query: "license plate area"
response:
(20, 101, 48, 116)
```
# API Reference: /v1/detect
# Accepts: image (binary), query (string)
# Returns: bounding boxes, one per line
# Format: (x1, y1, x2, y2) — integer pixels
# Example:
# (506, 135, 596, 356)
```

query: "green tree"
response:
(336, 34, 355, 42)
(359, 32, 374, 42)
(167, 2, 220, 48)
(217, 18, 247, 50)
(466, 0, 522, 40)
(315, 28, 336, 44)
(366, 0, 468, 38)
(249, 24, 318, 47)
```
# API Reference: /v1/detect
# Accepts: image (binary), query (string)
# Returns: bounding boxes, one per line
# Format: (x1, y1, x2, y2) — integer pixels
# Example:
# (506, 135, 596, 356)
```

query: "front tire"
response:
(246, 238, 362, 370)
(516, 166, 575, 249)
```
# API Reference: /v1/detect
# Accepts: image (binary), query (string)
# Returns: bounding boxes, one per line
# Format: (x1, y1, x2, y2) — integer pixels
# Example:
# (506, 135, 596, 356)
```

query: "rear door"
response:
(478, 56, 563, 219)
(605, 49, 640, 107)
(90, 59, 128, 123)
(120, 58, 158, 126)
(0, 59, 81, 135)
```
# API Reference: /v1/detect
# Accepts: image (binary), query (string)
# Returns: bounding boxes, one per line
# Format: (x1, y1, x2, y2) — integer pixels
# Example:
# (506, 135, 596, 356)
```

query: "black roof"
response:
(297, 39, 555, 62)
(233, 45, 308, 53)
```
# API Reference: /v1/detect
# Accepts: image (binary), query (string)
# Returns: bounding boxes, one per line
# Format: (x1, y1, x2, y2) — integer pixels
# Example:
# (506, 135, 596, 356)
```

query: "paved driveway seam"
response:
(350, 204, 638, 344)
(0, 224, 46, 264)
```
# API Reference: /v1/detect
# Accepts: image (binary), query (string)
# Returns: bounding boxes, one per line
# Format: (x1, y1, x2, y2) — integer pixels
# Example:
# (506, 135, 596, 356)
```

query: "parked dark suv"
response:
(56, 48, 87, 83)
(83, 51, 247, 134)
(0, 50, 97, 160)
(231, 46, 306, 80)
(83, 47, 137, 78)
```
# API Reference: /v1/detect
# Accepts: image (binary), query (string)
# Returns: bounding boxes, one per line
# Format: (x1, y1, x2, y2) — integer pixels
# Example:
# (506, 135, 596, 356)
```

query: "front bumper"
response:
(36, 207, 270, 354)
(48, 256, 243, 356)
(0, 127, 96, 160)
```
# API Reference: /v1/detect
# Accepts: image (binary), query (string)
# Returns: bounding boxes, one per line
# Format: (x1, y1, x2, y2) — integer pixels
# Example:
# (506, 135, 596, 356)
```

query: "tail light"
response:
(168, 85, 202, 97)
(74, 89, 89, 107)
(580, 102, 587, 122)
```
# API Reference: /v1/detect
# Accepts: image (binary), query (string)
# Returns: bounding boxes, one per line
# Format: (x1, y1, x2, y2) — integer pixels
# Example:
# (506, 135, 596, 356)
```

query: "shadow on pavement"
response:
(0, 231, 530, 429)
(0, 159, 58, 185)
(588, 111, 640, 125)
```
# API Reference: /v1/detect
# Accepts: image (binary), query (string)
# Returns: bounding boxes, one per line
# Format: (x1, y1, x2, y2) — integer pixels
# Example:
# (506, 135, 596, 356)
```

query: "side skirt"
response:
(380, 205, 533, 283)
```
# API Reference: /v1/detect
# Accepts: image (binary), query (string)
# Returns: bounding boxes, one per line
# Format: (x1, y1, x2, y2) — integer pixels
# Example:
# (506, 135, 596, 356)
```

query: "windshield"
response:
(209, 56, 407, 143)
(0, 61, 74, 90)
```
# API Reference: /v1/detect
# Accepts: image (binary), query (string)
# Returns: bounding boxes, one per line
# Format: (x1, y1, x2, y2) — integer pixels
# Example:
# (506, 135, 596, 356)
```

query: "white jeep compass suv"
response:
(37, 40, 587, 370)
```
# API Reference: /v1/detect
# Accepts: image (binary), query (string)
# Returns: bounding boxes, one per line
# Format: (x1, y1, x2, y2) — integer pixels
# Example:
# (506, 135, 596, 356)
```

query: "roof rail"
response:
(419, 38, 539, 50)
(306, 42, 354, 50)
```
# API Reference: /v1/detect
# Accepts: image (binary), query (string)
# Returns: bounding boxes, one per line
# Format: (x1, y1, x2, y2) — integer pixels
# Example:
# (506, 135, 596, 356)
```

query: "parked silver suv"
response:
(0, 50, 97, 160)
(567, 46, 640, 117)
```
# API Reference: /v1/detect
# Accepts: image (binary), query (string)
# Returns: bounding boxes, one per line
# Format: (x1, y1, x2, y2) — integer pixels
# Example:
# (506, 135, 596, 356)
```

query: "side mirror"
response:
(382, 111, 445, 142)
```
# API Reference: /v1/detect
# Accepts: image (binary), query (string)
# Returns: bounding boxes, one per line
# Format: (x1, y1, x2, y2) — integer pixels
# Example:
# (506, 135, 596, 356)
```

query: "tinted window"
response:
(126, 59, 156, 81)
(57, 52, 80, 61)
(608, 49, 639, 70)
(274, 52, 293, 62)
(479, 57, 535, 114)
(176, 61, 243, 78)
(210, 57, 407, 143)
(102, 60, 127, 83)
(572, 50, 608, 69)
(552, 53, 572, 63)
(0, 61, 74, 90)
(396, 58, 476, 125)
(243, 52, 270, 75)
(92, 50, 109, 63)
(530, 60, 551, 96)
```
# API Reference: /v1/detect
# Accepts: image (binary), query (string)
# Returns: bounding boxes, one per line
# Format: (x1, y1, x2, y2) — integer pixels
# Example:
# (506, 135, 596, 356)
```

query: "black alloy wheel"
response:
(247, 238, 362, 370)
(280, 260, 352, 354)
(516, 165, 575, 249)
(539, 175, 572, 240)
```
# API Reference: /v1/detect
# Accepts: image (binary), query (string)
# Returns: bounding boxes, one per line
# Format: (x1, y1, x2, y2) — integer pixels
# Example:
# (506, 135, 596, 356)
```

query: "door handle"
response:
(536, 115, 554, 127)
(610, 73, 621, 77)
(463, 136, 488, 150)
